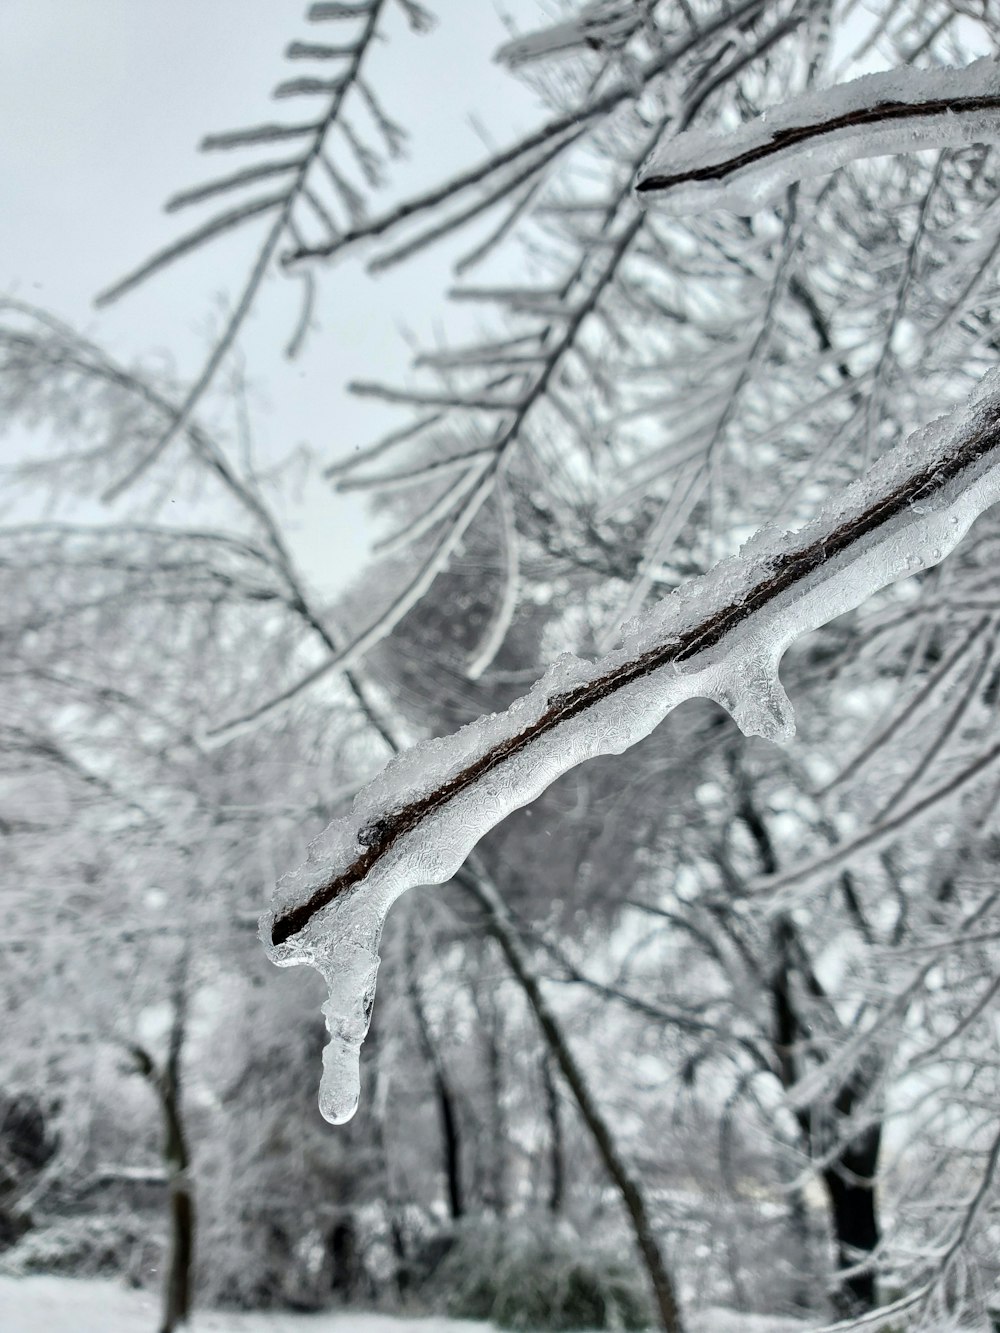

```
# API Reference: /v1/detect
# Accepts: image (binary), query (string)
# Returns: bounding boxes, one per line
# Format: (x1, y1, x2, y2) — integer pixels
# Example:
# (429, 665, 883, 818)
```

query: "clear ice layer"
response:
(635, 59, 1000, 215)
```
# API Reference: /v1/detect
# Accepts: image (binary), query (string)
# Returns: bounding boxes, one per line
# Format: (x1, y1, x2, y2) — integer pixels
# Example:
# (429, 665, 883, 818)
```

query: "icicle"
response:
(704, 643, 796, 744)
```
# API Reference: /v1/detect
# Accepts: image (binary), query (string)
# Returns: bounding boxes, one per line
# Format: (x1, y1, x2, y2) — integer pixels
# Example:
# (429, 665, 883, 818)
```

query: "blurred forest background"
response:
(6, 2, 1000, 1331)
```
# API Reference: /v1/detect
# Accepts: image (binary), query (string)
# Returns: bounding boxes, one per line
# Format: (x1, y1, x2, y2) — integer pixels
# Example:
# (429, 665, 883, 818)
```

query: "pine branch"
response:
(283, 0, 767, 268)
(322, 10, 811, 666)
(95, 0, 393, 502)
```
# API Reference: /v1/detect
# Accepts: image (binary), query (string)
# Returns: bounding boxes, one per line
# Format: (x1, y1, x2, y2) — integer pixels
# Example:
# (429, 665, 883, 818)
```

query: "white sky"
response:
(0, 0, 544, 599)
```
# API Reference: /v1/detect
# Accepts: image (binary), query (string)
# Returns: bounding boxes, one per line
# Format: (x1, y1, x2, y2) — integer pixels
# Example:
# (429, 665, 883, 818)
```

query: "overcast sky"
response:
(1, 0, 544, 598)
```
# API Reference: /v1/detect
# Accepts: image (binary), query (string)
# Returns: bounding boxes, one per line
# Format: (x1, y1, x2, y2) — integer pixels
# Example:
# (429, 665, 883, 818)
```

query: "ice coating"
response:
(634, 59, 1000, 215)
(263, 368, 1000, 1124)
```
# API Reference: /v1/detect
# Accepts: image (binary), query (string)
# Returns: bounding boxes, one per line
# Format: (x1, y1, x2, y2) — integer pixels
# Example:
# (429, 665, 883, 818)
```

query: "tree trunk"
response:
(436, 1069, 464, 1221)
(541, 1052, 564, 1213)
(772, 960, 883, 1314)
(822, 1124, 882, 1316)
(160, 971, 194, 1333)
(128, 1043, 194, 1333)
(404, 928, 464, 1220)
(328, 1216, 361, 1300)
(737, 774, 882, 1317)
(131, 961, 195, 1333)
(459, 865, 687, 1333)
(0, 1092, 55, 1253)
(481, 988, 508, 1216)
(161, 1180, 194, 1333)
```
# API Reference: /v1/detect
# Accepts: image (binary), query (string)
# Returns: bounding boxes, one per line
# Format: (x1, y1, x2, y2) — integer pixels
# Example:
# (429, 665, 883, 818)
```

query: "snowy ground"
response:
(0, 1276, 488, 1333)
(0, 1275, 818, 1333)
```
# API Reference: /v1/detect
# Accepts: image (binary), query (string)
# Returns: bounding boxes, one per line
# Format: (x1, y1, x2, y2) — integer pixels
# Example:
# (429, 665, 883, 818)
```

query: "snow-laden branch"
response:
(96, 0, 394, 502)
(634, 58, 1000, 214)
(262, 368, 1000, 1123)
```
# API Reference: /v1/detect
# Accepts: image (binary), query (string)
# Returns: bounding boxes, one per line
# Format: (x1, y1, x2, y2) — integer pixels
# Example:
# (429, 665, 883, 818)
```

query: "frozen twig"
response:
(635, 58, 1000, 215)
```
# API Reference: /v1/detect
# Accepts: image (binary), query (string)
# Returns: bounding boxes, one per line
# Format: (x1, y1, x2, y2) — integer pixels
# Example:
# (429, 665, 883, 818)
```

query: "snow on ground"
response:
(691, 1314, 809, 1333)
(0, 1276, 492, 1333)
(0, 1275, 823, 1333)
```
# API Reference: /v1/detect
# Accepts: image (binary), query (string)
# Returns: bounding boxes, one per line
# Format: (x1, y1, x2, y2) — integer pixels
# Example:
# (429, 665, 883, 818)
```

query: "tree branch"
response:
(267, 372, 1000, 949)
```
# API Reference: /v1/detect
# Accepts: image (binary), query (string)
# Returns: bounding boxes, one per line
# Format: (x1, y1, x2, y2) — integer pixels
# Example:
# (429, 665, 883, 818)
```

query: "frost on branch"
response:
(262, 370, 1000, 1123)
(634, 58, 1000, 214)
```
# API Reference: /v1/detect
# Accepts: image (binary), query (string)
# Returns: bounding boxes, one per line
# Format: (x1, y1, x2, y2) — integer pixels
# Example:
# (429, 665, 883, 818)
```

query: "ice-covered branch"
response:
(634, 58, 1000, 215)
(261, 367, 1000, 1123)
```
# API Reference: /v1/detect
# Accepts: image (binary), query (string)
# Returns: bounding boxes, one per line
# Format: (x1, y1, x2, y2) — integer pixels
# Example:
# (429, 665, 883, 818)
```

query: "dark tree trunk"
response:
(736, 773, 883, 1317)
(775, 970, 883, 1316)
(328, 1216, 361, 1300)
(822, 1124, 882, 1316)
(370, 1103, 411, 1298)
(435, 1068, 464, 1221)
(783, 1182, 819, 1313)
(131, 960, 194, 1333)
(160, 973, 194, 1333)
(541, 1053, 564, 1214)
(161, 1181, 194, 1333)
(404, 928, 464, 1220)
